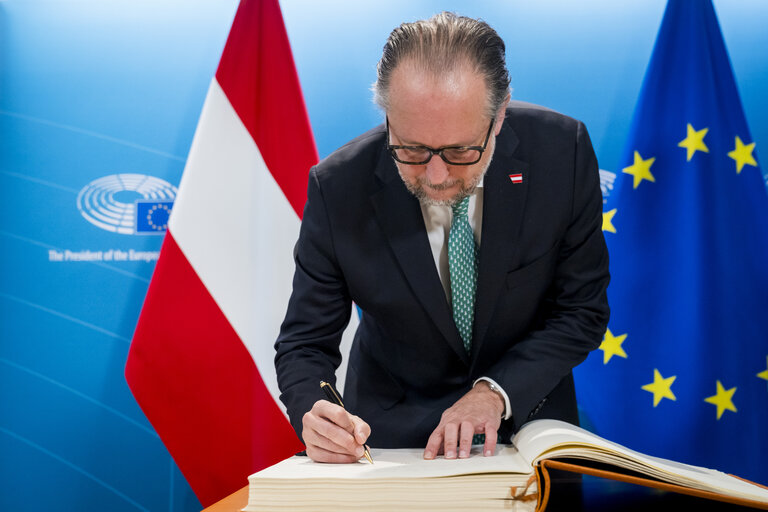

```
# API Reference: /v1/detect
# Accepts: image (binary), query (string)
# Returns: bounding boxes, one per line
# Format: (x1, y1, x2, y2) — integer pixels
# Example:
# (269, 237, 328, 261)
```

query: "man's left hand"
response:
(423, 381, 504, 460)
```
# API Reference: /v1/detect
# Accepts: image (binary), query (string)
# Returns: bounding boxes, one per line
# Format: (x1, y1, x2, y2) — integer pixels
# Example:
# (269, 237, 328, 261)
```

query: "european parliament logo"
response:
(599, 169, 616, 204)
(77, 174, 177, 235)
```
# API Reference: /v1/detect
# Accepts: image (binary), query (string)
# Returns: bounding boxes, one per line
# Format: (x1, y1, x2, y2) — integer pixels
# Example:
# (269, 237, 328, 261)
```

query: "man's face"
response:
(386, 62, 505, 206)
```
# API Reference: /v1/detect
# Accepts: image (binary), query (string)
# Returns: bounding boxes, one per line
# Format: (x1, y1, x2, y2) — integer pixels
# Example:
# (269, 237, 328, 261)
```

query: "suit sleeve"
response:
(484, 121, 610, 430)
(274, 167, 352, 441)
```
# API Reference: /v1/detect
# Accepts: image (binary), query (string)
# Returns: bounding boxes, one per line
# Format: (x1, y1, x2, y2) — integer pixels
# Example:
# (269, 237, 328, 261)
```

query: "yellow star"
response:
(602, 209, 617, 234)
(599, 328, 627, 364)
(622, 151, 656, 189)
(727, 136, 757, 174)
(757, 356, 768, 382)
(678, 123, 709, 161)
(641, 369, 676, 407)
(704, 380, 737, 420)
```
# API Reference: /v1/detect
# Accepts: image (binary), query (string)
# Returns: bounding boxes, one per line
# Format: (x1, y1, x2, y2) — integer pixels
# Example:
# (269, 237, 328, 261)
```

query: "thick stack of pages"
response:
(243, 420, 768, 512)
(244, 446, 537, 511)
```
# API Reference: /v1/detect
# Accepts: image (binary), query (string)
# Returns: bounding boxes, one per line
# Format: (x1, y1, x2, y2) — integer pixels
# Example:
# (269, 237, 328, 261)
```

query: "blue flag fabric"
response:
(575, 0, 768, 485)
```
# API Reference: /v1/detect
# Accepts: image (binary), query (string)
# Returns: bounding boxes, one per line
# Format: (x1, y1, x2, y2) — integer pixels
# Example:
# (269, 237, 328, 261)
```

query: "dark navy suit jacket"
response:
(275, 102, 610, 448)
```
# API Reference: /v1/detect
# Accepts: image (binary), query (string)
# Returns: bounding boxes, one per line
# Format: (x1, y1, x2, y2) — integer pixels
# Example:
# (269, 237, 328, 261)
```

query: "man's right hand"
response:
(302, 399, 371, 463)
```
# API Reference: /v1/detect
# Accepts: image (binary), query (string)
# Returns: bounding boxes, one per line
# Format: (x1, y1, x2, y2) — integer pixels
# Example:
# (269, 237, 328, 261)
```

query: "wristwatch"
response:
(485, 381, 507, 419)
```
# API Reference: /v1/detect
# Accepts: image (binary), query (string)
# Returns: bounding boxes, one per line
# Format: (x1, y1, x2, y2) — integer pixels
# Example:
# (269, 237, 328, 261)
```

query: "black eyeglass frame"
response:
(386, 117, 495, 166)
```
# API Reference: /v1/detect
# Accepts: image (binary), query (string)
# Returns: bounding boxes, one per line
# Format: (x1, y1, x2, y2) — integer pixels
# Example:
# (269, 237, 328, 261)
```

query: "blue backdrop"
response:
(1, 1, 766, 511)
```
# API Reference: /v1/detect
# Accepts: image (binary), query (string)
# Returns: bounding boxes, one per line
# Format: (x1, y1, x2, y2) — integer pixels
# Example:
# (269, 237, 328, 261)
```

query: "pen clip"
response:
(320, 380, 344, 407)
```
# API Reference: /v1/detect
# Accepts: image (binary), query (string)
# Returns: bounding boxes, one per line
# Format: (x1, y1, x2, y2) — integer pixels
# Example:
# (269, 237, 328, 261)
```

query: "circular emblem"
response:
(77, 174, 177, 234)
(145, 203, 172, 232)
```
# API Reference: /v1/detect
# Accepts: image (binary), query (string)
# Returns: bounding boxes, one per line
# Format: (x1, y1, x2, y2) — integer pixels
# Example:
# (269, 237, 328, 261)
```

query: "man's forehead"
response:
(389, 61, 486, 104)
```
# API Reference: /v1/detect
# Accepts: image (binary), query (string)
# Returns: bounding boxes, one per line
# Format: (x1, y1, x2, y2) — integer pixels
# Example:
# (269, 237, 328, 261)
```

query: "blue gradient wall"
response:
(1, 1, 765, 511)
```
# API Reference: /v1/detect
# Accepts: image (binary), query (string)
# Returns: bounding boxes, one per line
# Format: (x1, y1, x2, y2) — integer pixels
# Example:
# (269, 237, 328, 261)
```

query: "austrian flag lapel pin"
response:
(508, 172, 523, 184)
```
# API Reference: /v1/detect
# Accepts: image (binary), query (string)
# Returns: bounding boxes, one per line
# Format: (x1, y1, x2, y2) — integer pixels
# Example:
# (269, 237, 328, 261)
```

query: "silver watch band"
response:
(486, 381, 507, 419)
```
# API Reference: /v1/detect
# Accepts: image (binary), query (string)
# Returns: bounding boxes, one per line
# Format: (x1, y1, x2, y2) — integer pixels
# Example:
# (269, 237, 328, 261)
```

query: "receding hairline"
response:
(386, 58, 493, 113)
(373, 12, 511, 118)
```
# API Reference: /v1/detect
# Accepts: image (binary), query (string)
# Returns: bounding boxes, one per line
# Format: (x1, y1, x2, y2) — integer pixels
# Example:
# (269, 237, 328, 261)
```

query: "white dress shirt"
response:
(418, 179, 512, 421)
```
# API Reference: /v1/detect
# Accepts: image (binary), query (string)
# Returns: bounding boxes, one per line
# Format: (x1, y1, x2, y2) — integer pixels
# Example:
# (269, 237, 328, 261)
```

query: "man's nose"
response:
(425, 156, 450, 185)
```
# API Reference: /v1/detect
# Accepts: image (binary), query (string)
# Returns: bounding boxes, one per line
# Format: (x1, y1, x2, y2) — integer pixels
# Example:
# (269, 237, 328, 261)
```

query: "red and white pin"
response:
(508, 173, 523, 184)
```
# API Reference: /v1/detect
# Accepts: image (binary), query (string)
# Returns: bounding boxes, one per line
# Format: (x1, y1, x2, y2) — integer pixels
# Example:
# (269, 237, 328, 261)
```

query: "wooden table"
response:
(201, 486, 248, 512)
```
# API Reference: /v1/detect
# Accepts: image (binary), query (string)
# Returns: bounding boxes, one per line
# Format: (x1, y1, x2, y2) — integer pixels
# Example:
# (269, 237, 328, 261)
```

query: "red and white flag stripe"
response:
(125, 0, 357, 505)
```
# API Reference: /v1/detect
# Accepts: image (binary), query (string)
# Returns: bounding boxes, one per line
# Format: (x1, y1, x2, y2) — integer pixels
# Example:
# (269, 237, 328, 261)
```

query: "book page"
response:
(513, 419, 768, 502)
(251, 444, 532, 481)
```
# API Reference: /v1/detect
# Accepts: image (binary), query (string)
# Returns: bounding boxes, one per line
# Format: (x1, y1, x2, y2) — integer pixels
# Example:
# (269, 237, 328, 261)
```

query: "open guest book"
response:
(242, 419, 768, 511)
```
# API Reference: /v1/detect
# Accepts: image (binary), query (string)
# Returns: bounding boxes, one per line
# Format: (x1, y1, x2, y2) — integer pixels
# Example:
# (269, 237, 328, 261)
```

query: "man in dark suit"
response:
(275, 12, 609, 463)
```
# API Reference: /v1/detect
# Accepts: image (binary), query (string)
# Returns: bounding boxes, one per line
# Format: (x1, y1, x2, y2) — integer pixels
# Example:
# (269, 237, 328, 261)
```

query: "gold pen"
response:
(320, 380, 374, 464)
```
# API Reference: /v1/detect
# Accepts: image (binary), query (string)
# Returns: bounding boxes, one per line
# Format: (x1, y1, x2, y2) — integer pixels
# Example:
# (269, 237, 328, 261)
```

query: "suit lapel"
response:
(471, 122, 529, 366)
(370, 150, 469, 364)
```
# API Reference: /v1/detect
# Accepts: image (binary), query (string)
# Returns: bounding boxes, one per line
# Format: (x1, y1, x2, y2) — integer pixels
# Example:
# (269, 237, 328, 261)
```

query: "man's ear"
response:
(493, 93, 511, 136)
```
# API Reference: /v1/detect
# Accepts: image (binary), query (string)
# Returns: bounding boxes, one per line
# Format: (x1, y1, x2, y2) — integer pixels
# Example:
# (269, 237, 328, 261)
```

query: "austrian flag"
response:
(509, 173, 523, 184)
(123, 0, 363, 506)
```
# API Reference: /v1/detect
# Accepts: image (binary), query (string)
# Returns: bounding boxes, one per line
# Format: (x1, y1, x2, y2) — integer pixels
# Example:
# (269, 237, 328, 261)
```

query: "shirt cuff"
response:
(473, 377, 512, 421)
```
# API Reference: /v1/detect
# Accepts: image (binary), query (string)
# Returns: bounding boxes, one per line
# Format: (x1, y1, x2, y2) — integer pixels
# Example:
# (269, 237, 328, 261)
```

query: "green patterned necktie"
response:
(448, 195, 478, 352)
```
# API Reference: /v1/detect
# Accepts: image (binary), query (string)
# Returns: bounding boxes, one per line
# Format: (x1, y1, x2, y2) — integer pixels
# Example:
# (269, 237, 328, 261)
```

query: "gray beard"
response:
(398, 150, 494, 207)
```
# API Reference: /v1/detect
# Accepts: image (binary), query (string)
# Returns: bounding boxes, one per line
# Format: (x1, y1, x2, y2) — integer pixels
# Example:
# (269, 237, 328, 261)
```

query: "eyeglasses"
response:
(386, 117, 495, 166)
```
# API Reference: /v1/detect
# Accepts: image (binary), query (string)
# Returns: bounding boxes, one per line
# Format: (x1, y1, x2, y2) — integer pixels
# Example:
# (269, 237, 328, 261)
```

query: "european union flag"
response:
(575, 0, 768, 485)
(135, 200, 173, 234)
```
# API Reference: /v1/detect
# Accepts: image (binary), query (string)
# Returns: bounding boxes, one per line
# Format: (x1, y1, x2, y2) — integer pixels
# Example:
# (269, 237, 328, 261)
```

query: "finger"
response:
(483, 424, 499, 457)
(443, 422, 459, 459)
(423, 428, 444, 460)
(314, 418, 364, 457)
(303, 409, 363, 458)
(350, 414, 371, 445)
(315, 401, 357, 434)
(306, 443, 364, 464)
(303, 421, 363, 457)
(458, 421, 474, 458)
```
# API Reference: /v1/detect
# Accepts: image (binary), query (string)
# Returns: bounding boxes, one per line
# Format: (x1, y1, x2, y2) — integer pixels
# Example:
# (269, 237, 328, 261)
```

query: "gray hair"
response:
(373, 12, 511, 118)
